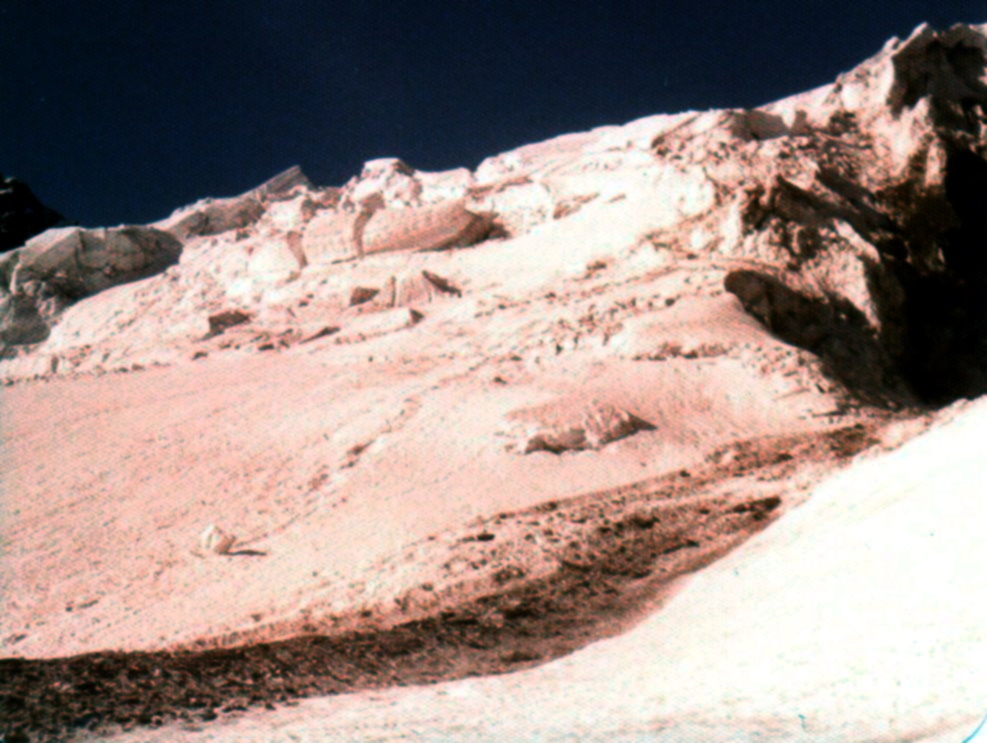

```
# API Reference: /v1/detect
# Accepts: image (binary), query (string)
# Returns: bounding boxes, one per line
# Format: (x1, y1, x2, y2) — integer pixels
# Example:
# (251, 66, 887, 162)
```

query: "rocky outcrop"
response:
(5, 23, 987, 409)
(153, 166, 316, 240)
(0, 225, 182, 346)
(0, 174, 65, 254)
(13, 226, 182, 299)
(612, 22, 987, 404)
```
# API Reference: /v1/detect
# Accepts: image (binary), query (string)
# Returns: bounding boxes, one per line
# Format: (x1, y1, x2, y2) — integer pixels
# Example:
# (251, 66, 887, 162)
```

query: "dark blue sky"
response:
(2, 1, 984, 227)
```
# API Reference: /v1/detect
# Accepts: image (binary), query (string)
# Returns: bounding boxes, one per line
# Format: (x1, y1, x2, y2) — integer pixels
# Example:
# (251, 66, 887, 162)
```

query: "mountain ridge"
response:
(2, 22, 986, 742)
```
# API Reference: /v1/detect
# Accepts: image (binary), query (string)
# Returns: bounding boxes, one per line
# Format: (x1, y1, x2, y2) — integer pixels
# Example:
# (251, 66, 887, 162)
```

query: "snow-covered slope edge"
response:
(105, 397, 987, 743)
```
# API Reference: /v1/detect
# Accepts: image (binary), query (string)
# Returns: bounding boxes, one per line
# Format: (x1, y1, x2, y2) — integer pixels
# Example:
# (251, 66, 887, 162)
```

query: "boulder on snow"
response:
(199, 524, 236, 555)
(361, 270, 462, 311)
(503, 399, 656, 454)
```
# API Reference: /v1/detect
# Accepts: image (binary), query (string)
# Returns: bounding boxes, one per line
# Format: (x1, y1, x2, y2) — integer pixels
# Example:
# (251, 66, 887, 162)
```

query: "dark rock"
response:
(0, 174, 66, 254)
(349, 286, 379, 306)
(299, 326, 340, 344)
(0, 292, 50, 345)
(421, 270, 462, 297)
(253, 165, 312, 199)
(207, 310, 252, 336)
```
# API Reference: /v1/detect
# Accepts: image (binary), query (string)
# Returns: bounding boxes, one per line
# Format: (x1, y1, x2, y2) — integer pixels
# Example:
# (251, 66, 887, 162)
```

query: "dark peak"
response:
(0, 175, 66, 254)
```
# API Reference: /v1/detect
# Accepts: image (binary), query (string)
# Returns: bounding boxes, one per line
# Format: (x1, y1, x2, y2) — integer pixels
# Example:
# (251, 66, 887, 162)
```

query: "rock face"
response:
(15, 226, 183, 298)
(0, 225, 182, 345)
(709, 23, 987, 403)
(6, 25, 987, 401)
(0, 174, 65, 254)
(0, 166, 322, 352)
